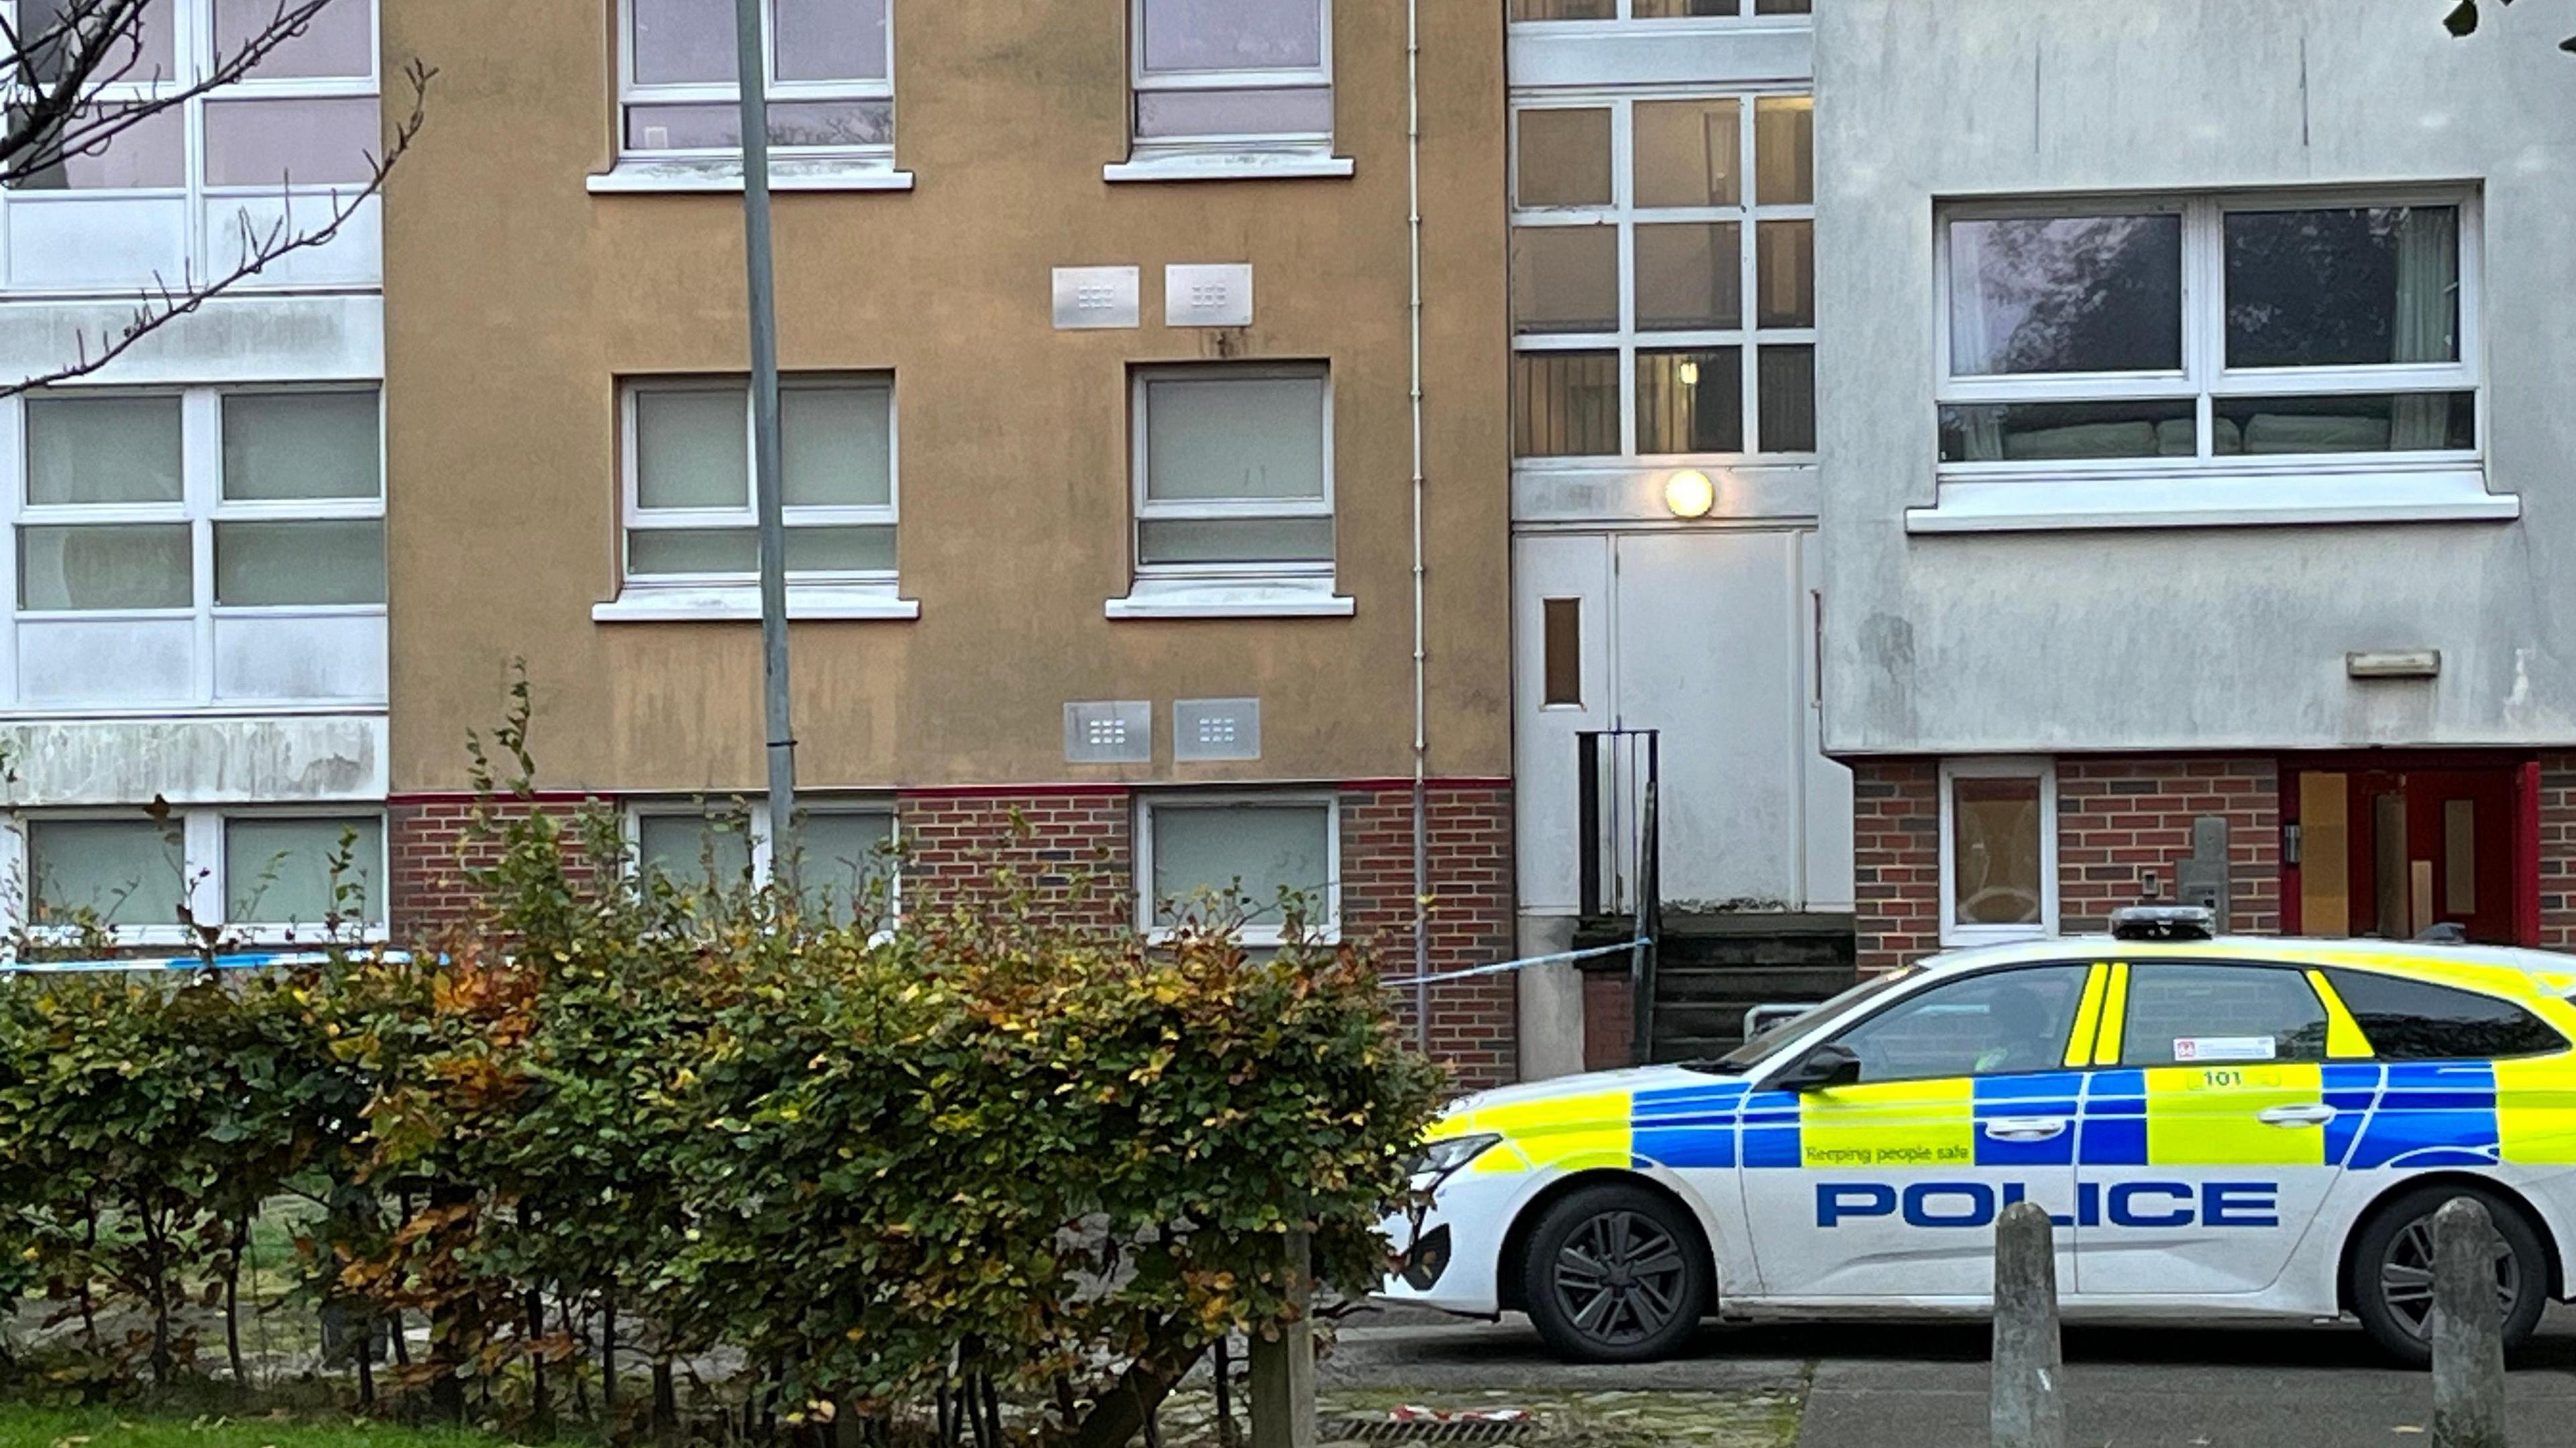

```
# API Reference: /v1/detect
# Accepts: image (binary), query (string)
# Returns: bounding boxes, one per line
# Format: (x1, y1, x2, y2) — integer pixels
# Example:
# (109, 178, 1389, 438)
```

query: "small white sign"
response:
(2174, 1035, 2277, 1062)
(1165, 263, 1253, 327)
(1051, 266, 1140, 329)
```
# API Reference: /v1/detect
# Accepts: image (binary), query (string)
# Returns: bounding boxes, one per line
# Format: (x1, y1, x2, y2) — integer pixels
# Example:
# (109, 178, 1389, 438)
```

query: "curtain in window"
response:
(2388, 207, 2459, 450)
(1945, 224, 2006, 461)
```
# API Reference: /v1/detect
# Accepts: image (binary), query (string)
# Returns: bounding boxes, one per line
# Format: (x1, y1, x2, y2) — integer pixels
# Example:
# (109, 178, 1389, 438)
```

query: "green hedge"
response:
(1, 686, 1445, 1442)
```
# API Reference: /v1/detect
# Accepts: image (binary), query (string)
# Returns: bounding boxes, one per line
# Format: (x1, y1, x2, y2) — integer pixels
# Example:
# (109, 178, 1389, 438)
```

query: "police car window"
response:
(2320, 968, 2569, 1060)
(1829, 964, 2090, 1084)
(2120, 964, 2328, 1067)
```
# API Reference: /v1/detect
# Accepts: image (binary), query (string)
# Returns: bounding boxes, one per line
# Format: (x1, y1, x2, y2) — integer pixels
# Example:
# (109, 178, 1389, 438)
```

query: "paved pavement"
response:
(1326, 1304, 2576, 1447)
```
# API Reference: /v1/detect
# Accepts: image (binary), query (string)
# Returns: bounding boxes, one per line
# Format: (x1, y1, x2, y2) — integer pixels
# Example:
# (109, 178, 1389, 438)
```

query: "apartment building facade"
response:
(1817, 0, 2576, 968)
(370, 0, 1521, 1078)
(0, 0, 392, 948)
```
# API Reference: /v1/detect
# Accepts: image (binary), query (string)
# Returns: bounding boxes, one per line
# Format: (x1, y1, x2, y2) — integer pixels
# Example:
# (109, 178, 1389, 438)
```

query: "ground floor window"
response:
(10, 807, 385, 943)
(1137, 795, 1338, 946)
(627, 798, 896, 922)
(1937, 757, 2056, 946)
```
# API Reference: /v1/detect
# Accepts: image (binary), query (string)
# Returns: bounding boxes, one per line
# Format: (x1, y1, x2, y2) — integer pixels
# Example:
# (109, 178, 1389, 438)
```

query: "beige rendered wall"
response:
(378, 0, 1510, 795)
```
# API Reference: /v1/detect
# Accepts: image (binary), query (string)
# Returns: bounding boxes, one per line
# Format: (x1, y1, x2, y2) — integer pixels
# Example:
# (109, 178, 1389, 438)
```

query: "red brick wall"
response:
(2057, 758, 2280, 936)
(1853, 760, 1939, 973)
(898, 788, 1133, 928)
(1851, 755, 2284, 971)
(1341, 783, 1519, 1089)
(388, 781, 1521, 1087)
(1581, 968, 1634, 1072)
(390, 793, 600, 940)
(2540, 755, 2576, 950)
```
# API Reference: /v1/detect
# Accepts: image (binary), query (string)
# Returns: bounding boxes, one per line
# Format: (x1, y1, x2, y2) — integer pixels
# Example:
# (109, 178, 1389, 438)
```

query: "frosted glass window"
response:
(1140, 0, 1324, 71)
(781, 385, 892, 506)
(216, 0, 372, 77)
(1634, 99, 1738, 209)
(639, 812, 756, 887)
(1951, 776, 2043, 928)
(792, 810, 896, 917)
(1511, 227, 1619, 335)
(1144, 378, 1326, 502)
(224, 816, 384, 925)
(222, 392, 380, 500)
(28, 396, 182, 504)
(216, 520, 386, 605)
(775, 0, 889, 80)
(27, 819, 186, 927)
(1136, 517, 1333, 565)
(636, 389, 750, 509)
(1134, 88, 1329, 140)
(202, 98, 378, 186)
(631, 0, 737, 83)
(1150, 803, 1333, 930)
(19, 525, 191, 610)
(6, 105, 184, 188)
(1517, 107, 1612, 209)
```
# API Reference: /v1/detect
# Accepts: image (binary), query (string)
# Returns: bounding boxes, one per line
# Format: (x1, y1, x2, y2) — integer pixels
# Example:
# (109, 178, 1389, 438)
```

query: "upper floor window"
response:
(1935, 192, 2479, 471)
(1110, 364, 1350, 619)
(1120, 0, 1338, 175)
(604, 375, 914, 620)
(1510, 93, 1815, 461)
(618, 0, 892, 162)
(1508, 0, 1808, 19)
(1, 386, 385, 712)
(0, 0, 383, 292)
(10, 806, 386, 943)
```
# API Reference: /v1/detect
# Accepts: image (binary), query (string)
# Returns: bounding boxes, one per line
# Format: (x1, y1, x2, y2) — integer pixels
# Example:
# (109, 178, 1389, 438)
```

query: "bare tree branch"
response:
(1, 56, 435, 397)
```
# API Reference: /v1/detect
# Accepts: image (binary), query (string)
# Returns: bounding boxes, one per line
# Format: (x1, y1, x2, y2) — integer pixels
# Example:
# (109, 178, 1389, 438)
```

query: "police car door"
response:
(2075, 961, 2343, 1296)
(1740, 962, 2098, 1300)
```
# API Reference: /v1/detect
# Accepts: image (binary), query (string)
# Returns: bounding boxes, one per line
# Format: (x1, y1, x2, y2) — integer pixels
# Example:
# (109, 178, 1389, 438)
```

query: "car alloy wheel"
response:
(2376, 1211, 2520, 1341)
(1550, 1208, 1690, 1349)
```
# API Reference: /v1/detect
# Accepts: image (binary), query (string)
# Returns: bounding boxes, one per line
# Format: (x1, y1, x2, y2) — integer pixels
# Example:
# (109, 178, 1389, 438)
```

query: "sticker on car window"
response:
(2172, 1036, 2276, 1063)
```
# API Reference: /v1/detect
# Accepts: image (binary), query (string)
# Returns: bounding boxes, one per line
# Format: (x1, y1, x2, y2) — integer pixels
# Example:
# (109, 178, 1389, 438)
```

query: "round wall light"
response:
(1664, 469, 1715, 519)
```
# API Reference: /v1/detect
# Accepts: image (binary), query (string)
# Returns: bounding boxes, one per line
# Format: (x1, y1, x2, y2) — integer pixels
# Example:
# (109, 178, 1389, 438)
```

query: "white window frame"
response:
(1506, 0, 1810, 23)
(601, 374, 919, 622)
(1937, 757, 2057, 948)
(1, 384, 386, 710)
(1136, 793, 1340, 948)
(1507, 89, 1816, 464)
(612, 0, 893, 156)
(1108, 0, 1350, 181)
(1111, 363, 1351, 619)
(5, 805, 390, 947)
(624, 797, 901, 920)
(0, 0, 383, 296)
(1917, 186, 2507, 533)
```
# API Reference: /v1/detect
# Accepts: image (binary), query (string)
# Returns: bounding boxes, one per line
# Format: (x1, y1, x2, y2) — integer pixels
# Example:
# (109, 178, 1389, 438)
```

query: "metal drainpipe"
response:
(1406, 0, 1430, 1049)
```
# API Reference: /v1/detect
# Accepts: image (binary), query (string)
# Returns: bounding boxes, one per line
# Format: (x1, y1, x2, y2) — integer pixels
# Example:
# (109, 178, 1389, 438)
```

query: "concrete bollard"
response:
(1248, 1228, 1318, 1448)
(2431, 1197, 2509, 1448)
(1991, 1200, 2065, 1448)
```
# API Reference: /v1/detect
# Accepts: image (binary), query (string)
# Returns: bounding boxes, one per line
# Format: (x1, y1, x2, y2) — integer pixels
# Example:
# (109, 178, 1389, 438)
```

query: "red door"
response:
(2344, 767, 2518, 944)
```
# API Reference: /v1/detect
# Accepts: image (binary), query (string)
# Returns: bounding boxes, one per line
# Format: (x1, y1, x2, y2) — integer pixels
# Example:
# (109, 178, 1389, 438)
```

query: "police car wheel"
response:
(2348, 1185, 2548, 1367)
(1521, 1183, 1709, 1363)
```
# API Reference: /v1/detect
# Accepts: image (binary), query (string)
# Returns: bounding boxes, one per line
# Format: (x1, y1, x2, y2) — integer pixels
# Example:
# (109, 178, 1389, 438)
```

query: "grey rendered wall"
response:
(1815, 0, 2576, 756)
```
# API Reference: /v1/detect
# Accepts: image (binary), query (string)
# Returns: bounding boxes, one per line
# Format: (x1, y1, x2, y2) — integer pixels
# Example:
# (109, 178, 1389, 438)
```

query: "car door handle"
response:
(2257, 1103, 2338, 1128)
(1980, 1117, 2069, 1141)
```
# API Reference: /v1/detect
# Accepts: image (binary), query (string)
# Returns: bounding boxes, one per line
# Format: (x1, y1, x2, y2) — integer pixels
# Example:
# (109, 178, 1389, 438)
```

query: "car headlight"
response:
(1408, 1131, 1503, 1190)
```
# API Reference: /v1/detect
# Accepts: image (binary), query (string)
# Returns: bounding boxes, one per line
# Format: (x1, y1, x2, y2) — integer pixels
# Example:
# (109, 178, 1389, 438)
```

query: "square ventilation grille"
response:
(1173, 698, 1260, 761)
(1063, 701, 1152, 763)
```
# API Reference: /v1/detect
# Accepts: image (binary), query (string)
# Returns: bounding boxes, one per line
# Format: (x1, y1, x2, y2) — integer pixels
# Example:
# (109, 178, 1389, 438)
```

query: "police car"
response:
(1386, 910, 2576, 1366)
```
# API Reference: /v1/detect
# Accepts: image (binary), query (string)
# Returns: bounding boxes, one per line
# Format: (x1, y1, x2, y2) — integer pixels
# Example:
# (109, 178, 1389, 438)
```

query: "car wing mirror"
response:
(1778, 1042, 1862, 1093)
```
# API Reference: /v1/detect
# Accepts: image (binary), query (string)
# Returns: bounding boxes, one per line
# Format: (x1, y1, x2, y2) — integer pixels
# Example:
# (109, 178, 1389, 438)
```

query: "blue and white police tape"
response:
(1, 948, 415, 975)
(1380, 938, 1650, 989)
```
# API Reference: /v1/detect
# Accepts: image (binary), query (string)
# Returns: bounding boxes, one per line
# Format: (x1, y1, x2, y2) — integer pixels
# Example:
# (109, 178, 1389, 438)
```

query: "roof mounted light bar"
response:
(2110, 905, 2216, 942)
